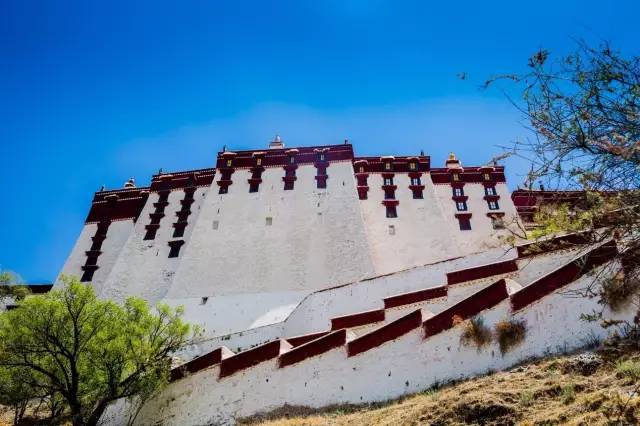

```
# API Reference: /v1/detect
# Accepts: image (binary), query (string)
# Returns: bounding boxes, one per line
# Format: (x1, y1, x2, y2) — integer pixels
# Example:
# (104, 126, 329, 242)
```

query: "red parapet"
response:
(85, 189, 150, 224)
(347, 309, 422, 357)
(511, 241, 617, 311)
(216, 144, 354, 169)
(384, 286, 447, 309)
(170, 347, 234, 382)
(516, 232, 593, 258)
(219, 340, 292, 378)
(423, 279, 509, 339)
(286, 331, 331, 347)
(279, 329, 347, 368)
(430, 167, 506, 185)
(447, 259, 518, 286)
(331, 309, 385, 330)
(353, 156, 430, 174)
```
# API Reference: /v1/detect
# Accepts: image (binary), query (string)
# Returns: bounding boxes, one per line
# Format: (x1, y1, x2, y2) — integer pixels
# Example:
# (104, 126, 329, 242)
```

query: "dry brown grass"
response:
(459, 316, 493, 350)
(495, 319, 527, 355)
(599, 272, 640, 312)
(239, 350, 640, 426)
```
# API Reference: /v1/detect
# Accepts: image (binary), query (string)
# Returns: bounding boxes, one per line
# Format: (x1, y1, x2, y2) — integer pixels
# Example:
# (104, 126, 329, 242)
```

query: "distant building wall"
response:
(167, 151, 376, 300)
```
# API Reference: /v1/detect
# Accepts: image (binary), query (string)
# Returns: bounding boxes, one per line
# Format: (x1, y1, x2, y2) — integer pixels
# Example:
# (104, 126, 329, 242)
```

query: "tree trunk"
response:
(85, 399, 110, 426)
(69, 401, 85, 426)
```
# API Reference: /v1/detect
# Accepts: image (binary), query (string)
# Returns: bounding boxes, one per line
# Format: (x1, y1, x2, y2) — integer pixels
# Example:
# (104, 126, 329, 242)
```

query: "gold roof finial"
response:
(448, 152, 456, 161)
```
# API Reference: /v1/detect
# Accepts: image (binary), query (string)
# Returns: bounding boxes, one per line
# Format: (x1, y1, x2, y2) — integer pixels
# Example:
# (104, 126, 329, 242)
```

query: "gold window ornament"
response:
(409, 162, 416, 170)
(359, 166, 364, 173)
(256, 158, 262, 166)
(385, 162, 391, 170)
(226, 159, 232, 167)
(452, 173, 460, 181)
(290, 156, 295, 164)
(483, 173, 491, 181)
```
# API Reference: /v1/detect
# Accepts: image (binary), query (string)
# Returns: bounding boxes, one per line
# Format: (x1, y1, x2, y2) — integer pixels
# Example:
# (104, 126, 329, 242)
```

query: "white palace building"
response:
(55, 137, 631, 425)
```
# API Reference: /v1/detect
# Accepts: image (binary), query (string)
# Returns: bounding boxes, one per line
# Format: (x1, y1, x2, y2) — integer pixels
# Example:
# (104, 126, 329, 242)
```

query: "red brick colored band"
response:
(447, 260, 518, 286)
(219, 340, 291, 378)
(170, 347, 231, 382)
(516, 232, 593, 258)
(85, 189, 150, 224)
(217, 144, 353, 168)
(279, 330, 347, 368)
(347, 309, 422, 357)
(286, 331, 331, 347)
(331, 309, 385, 330)
(511, 242, 617, 311)
(383, 286, 447, 309)
(423, 279, 509, 338)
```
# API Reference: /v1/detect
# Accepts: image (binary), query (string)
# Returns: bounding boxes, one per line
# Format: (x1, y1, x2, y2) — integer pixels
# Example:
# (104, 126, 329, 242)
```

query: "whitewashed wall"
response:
(431, 181, 520, 252)
(282, 245, 518, 336)
(167, 162, 376, 299)
(164, 290, 306, 339)
(99, 187, 208, 303)
(56, 220, 135, 295)
(358, 172, 461, 275)
(101, 261, 629, 426)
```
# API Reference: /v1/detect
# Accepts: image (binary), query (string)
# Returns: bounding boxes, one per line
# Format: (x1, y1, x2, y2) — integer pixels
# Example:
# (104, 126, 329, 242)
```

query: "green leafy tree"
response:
(0, 276, 195, 426)
(0, 367, 39, 425)
(0, 270, 30, 305)
(486, 40, 640, 328)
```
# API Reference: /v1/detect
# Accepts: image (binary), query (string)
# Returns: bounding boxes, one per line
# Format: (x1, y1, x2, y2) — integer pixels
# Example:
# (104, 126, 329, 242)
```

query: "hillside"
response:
(240, 349, 640, 426)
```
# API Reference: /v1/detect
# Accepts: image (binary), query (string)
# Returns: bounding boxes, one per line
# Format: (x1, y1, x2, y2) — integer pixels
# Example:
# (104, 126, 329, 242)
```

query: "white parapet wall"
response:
(100, 250, 627, 426)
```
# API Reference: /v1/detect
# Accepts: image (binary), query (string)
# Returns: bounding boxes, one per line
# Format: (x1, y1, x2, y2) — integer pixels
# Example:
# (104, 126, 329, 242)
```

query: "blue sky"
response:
(1, 0, 639, 282)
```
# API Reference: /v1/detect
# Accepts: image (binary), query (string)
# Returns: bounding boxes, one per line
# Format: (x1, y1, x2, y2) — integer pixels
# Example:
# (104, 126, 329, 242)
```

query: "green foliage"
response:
(0, 270, 30, 303)
(518, 390, 534, 407)
(0, 366, 38, 425)
(615, 359, 640, 383)
(0, 275, 195, 426)
(560, 384, 576, 405)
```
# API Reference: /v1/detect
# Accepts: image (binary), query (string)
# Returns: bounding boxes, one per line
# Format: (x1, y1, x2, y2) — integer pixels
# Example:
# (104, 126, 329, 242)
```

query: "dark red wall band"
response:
(279, 329, 347, 368)
(447, 260, 518, 286)
(511, 242, 617, 311)
(347, 309, 422, 357)
(423, 279, 509, 339)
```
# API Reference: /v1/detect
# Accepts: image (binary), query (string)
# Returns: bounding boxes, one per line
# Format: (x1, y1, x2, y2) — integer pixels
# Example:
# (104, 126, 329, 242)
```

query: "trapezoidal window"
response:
(458, 218, 472, 231)
(386, 205, 398, 218)
(411, 177, 421, 186)
(168, 241, 184, 258)
(456, 201, 468, 211)
(453, 187, 464, 197)
(384, 177, 394, 186)
(249, 183, 259, 193)
(485, 186, 497, 196)
(488, 200, 500, 210)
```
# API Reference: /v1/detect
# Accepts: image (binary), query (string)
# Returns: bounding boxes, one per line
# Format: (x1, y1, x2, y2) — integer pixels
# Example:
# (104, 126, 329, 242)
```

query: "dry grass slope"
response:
(240, 350, 640, 426)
